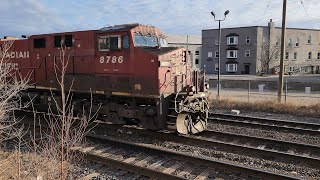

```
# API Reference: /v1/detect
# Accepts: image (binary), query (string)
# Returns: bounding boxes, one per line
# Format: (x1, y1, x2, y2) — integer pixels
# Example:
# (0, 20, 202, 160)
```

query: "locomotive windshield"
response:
(134, 34, 158, 47)
(159, 38, 168, 47)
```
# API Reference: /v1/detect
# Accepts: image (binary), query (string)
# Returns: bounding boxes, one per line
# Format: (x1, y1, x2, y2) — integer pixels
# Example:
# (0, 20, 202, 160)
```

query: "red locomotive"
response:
(3, 23, 209, 134)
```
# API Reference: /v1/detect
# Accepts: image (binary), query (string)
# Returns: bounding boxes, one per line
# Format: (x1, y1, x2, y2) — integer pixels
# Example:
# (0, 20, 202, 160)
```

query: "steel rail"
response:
(86, 133, 299, 180)
(95, 123, 320, 170)
(210, 112, 320, 131)
(208, 113, 320, 136)
(76, 146, 186, 180)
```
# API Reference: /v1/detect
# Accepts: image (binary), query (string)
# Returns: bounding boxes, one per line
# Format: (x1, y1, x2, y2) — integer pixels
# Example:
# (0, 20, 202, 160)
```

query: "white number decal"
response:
(118, 56, 123, 63)
(99, 56, 104, 63)
(99, 56, 124, 64)
(112, 56, 117, 63)
(106, 56, 111, 63)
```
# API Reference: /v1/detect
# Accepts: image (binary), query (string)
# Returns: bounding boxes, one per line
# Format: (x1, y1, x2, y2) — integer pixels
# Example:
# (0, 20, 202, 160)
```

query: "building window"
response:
(295, 38, 299, 47)
(288, 66, 295, 72)
(307, 35, 311, 44)
(215, 63, 219, 71)
(317, 52, 320, 60)
(276, 36, 280, 46)
(226, 64, 237, 72)
(208, 52, 213, 58)
(285, 52, 289, 60)
(195, 59, 199, 64)
(293, 52, 297, 60)
(245, 49, 250, 57)
(215, 51, 219, 58)
(34, 38, 46, 48)
(227, 50, 237, 58)
(246, 36, 250, 44)
(288, 38, 292, 46)
(215, 40, 219, 45)
(308, 52, 312, 60)
(227, 36, 238, 45)
(195, 51, 200, 55)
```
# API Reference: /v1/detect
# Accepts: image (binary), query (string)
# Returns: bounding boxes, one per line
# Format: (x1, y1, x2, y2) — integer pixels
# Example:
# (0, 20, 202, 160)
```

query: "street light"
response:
(211, 10, 229, 100)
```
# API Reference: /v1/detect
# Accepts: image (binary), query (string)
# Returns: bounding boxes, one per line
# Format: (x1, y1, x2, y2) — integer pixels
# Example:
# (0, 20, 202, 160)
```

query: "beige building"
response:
(268, 20, 320, 74)
(166, 34, 201, 69)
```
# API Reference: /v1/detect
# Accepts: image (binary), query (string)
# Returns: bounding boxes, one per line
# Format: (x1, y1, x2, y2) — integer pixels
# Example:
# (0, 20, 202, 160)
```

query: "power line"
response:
(258, 0, 273, 24)
(263, 0, 273, 16)
(299, 0, 309, 17)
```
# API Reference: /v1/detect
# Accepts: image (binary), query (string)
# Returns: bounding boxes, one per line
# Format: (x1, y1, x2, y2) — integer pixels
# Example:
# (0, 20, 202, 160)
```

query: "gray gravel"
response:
(209, 109, 320, 146)
(91, 126, 320, 179)
(72, 161, 140, 180)
(211, 109, 320, 124)
(207, 123, 320, 145)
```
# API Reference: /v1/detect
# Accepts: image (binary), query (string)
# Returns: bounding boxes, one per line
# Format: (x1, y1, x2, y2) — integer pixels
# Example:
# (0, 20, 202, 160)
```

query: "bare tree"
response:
(30, 45, 99, 179)
(257, 40, 279, 74)
(0, 39, 29, 143)
(258, 39, 294, 74)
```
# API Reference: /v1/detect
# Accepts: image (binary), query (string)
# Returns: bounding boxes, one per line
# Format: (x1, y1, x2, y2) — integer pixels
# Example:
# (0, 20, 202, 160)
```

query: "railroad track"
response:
(208, 112, 320, 136)
(93, 123, 320, 172)
(80, 132, 299, 180)
(16, 110, 320, 179)
(16, 111, 303, 179)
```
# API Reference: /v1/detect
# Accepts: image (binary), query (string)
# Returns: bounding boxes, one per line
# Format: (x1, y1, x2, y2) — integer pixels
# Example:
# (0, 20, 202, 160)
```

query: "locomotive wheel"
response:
(176, 112, 207, 134)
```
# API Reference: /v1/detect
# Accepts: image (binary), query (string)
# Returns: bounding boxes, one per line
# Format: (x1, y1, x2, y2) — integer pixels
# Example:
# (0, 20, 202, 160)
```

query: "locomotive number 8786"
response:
(6, 23, 210, 134)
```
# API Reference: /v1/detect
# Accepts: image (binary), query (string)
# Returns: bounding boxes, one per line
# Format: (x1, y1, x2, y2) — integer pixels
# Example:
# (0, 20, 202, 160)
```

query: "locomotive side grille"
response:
(115, 77, 131, 91)
(96, 76, 112, 89)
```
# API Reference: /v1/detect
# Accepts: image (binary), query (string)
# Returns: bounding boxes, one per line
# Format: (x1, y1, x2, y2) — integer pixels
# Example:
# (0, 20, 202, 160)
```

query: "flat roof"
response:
(203, 25, 320, 32)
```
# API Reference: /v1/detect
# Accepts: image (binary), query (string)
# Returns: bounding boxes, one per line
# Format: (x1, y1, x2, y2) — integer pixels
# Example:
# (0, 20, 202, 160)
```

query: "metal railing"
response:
(209, 79, 320, 105)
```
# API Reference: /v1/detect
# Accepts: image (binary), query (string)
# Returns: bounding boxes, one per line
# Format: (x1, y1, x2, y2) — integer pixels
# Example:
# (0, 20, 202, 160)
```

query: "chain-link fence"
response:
(208, 79, 320, 105)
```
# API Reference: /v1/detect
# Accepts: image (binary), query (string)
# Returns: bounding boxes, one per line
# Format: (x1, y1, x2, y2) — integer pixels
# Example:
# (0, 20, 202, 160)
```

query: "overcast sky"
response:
(1, 0, 319, 37)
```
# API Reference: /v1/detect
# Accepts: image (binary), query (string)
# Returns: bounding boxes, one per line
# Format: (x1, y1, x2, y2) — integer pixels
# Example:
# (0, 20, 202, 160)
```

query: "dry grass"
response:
(209, 98, 320, 118)
(0, 149, 74, 180)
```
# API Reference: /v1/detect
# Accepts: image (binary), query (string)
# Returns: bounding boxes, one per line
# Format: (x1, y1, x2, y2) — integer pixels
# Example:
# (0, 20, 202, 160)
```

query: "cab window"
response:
(110, 36, 120, 50)
(98, 35, 121, 51)
(122, 35, 129, 49)
(98, 36, 109, 51)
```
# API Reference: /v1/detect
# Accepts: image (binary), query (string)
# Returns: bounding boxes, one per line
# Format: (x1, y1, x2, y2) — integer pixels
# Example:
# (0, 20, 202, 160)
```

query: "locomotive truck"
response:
(2, 23, 209, 134)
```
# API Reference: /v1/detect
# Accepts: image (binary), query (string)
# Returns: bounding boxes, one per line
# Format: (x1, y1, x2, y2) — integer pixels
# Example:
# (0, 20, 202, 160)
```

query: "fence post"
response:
(248, 81, 250, 103)
(285, 80, 287, 103)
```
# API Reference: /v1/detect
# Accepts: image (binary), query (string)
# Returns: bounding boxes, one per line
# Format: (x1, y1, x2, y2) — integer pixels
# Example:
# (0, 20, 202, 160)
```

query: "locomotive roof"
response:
(99, 23, 140, 33)
(142, 47, 179, 55)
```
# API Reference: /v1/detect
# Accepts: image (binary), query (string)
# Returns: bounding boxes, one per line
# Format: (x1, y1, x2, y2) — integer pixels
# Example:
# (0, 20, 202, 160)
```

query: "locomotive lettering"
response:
(99, 55, 124, 64)
(3, 63, 18, 69)
(0, 51, 29, 59)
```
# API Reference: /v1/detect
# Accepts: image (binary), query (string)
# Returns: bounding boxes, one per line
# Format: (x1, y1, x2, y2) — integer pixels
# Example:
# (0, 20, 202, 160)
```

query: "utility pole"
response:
(278, 0, 287, 103)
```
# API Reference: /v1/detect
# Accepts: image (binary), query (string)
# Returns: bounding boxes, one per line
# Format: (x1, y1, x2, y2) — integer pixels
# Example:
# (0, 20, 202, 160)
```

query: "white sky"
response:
(1, 0, 319, 36)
